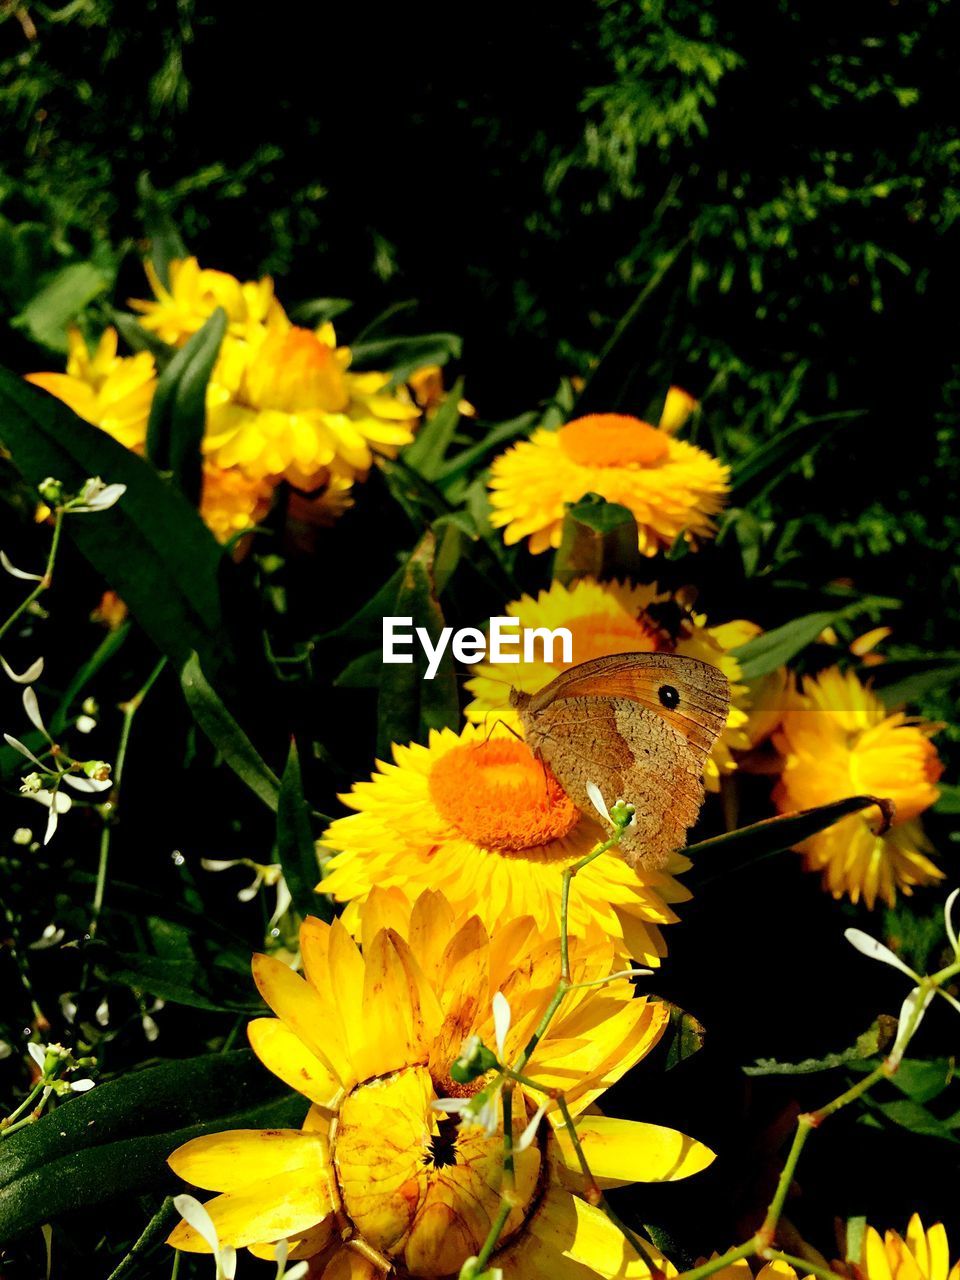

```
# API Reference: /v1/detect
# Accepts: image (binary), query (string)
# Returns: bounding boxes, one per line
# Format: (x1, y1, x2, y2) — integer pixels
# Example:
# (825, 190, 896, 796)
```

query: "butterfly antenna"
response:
(483, 714, 525, 745)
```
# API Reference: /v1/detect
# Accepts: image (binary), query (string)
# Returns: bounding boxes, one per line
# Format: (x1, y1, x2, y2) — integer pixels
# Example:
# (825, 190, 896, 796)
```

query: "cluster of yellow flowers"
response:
(27, 258, 421, 545)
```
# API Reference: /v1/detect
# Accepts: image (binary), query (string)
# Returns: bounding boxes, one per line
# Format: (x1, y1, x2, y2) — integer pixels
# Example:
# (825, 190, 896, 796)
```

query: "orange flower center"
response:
(559, 610, 662, 668)
(558, 414, 670, 468)
(245, 326, 349, 413)
(429, 740, 580, 851)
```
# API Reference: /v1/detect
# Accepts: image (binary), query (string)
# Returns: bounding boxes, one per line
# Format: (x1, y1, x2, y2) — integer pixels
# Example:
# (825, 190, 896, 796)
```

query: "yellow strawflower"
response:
(320, 725, 690, 967)
(773, 667, 944, 908)
(488, 411, 729, 556)
(203, 317, 420, 489)
(26, 327, 156, 452)
(128, 256, 286, 346)
(857, 1215, 960, 1280)
(199, 463, 275, 545)
(167, 888, 713, 1275)
(463, 576, 757, 791)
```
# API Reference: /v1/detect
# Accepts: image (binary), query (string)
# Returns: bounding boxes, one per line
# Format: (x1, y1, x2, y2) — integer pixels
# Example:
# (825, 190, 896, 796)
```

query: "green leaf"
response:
(404, 381, 464, 478)
(291, 296, 354, 325)
(653, 1001, 706, 1070)
(873, 661, 960, 710)
(95, 949, 262, 1013)
(0, 371, 243, 678)
(554, 494, 645, 585)
(181, 652, 280, 811)
(688, 794, 894, 868)
(112, 310, 177, 368)
(12, 261, 112, 352)
(278, 741, 329, 921)
(334, 649, 382, 688)
(146, 307, 226, 503)
(349, 332, 461, 384)
(935, 783, 960, 815)
(0, 1051, 305, 1243)
(433, 411, 537, 487)
(136, 171, 187, 289)
(729, 610, 836, 680)
(377, 532, 459, 756)
(732, 410, 867, 503)
(744, 1018, 894, 1076)
(573, 236, 690, 417)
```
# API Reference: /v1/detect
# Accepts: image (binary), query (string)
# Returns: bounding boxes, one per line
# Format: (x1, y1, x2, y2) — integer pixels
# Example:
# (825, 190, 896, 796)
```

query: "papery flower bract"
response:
(203, 318, 419, 490)
(487, 412, 729, 556)
(320, 724, 689, 966)
(773, 666, 944, 908)
(463, 577, 756, 791)
(166, 888, 712, 1276)
(26, 328, 156, 451)
(199, 463, 275, 545)
(853, 1214, 960, 1280)
(129, 257, 286, 346)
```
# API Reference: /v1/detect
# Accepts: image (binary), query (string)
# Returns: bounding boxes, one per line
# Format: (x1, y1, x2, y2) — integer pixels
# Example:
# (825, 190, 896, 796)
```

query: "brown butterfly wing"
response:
(515, 653, 730, 869)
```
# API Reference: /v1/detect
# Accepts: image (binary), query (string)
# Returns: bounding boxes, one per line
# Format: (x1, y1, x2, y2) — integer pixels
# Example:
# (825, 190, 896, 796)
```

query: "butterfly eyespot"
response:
(658, 684, 680, 709)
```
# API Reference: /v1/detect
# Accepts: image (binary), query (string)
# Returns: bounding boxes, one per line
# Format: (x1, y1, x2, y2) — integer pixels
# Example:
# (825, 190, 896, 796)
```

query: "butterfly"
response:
(510, 652, 730, 869)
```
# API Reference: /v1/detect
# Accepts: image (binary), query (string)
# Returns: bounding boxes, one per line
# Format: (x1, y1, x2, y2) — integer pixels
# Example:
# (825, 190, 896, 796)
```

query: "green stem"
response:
(105, 1197, 178, 1280)
(0, 1080, 45, 1131)
(555, 1094, 657, 1271)
(757, 1115, 815, 1242)
(764, 1251, 845, 1280)
(89, 657, 167, 938)
(677, 1240, 759, 1280)
(0, 507, 64, 645)
(0, 1084, 52, 1137)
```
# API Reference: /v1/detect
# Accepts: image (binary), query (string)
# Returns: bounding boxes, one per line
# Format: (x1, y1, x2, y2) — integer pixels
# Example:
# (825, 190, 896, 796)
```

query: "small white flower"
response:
(945, 888, 959, 957)
(26, 789, 72, 845)
(59, 994, 77, 1024)
(95, 998, 110, 1027)
(63, 773, 113, 794)
(69, 1078, 95, 1093)
(142, 1013, 160, 1042)
(12, 827, 33, 846)
(71, 478, 127, 513)
(433, 1084, 503, 1136)
(173, 1194, 237, 1279)
(586, 781, 610, 823)
(29, 924, 65, 950)
(21, 686, 48, 736)
(0, 550, 43, 582)
(515, 1099, 549, 1152)
(27, 1042, 46, 1070)
(0, 654, 44, 685)
(844, 928, 921, 982)
(5, 735, 48, 769)
(492, 991, 511, 1060)
(75, 715, 96, 735)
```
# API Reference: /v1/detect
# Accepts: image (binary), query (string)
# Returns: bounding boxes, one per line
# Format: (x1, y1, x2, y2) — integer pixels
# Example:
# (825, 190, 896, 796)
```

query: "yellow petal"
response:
(168, 1128, 326, 1192)
(247, 1216, 337, 1261)
(554, 1115, 714, 1187)
(865, 1227, 893, 1280)
(500, 1184, 672, 1278)
(247, 1017, 342, 1107)
(925, 1223, 951, 1280)
(251, 952, 345, 1085)
(167, 1169, 333, 1251)
(321, 1246, 383, 1279)
(357, 928, 419, 1077)
(359, 885, 413, 951)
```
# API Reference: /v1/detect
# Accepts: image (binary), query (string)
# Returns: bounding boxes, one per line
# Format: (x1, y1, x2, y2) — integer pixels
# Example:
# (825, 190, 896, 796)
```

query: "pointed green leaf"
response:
(146, 307, 226, 503)
(554, 494, 645, 585)
(404, 380, 464, 478)
(0, 371, 241, 677)
(0, 1052, 304, 1243)
(729, 610, 837, 680)
(181, 652, 280, 811)
(12, 261, 113, 352)
(688, 794, 895, 865)
(136, 171, 187, 289)
(278, 741, 329, 921)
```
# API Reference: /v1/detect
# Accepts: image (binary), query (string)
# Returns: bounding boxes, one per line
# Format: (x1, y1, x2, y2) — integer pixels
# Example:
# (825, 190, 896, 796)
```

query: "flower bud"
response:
(37, 477, 64, 506)
(450, 1034, 499, 1084)
(610, 799, 636, 830)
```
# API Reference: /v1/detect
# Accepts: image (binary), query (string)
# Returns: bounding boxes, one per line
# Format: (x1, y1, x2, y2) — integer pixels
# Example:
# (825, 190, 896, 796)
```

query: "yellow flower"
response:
(199, 463, 275, 545)
(856, 1214, 960, 1280)
(203, 318, 420, 489)
(26, 327, 156, 452)
(658, 385, 699, 435)
(320, 724, 690, 967)
(167, 888, 713, 1276)
(772, 666, 944, 908)
(409, 362, 477, 417)
(488, 412, 729, 556)
(128, 256, 286, 346)
(706, 1258, 806, 1280)
(463, 577, 755, 791)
